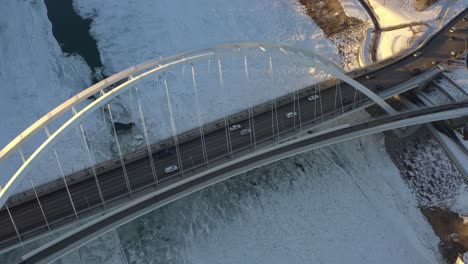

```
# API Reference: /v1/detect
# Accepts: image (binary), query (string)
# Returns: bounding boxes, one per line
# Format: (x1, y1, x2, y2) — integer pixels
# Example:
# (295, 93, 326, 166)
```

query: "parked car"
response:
(413, 51, 422, 57)
(286, 112, 297, 118)
(229, 124, 242, 131)
(410, 68, 422, 76)
(449, 27, 457, 33)
(431, 60, 439, 65)
(451, 50, 459, 56)
(365, 74, 375, 80)
(307, 95, 320, 101)
(164, 165, 178, 174)
(240, 128, 251, 136)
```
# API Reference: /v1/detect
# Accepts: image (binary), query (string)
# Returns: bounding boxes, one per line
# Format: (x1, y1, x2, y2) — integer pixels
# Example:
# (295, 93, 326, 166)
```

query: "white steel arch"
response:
(0, 42, 396, 208)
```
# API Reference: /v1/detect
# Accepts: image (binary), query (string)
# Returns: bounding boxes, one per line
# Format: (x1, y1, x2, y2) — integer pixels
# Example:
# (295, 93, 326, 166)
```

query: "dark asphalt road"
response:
(1, 8, 467, 255)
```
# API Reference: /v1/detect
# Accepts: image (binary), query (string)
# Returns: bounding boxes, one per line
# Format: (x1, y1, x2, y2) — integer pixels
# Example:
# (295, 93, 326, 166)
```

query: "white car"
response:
(240, 128, 251, 136)
(164, 165, 178, 174)
(286, 112, 297, 119)
(229, 124, 242, 131)
(413, 51, 422, 57)
(307, 95, 319, 101)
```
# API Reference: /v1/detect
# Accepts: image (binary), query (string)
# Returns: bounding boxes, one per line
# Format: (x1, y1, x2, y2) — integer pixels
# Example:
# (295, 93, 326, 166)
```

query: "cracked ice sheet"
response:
(0, 0, 103, 192)
(73, 0, 339, 76)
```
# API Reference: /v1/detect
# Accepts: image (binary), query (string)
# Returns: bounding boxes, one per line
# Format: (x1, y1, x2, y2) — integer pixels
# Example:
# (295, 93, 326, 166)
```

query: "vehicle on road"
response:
(229, 124, 242, 131)
(413, 51, 422, 57)
(431, 60, 439, 65)
(307, 95, 320, 101)
(365, 74, 375, 80)
(286, 112, 297, 118)
(164, 165, 178, 174)
(410, 68, 422, 76)
(449, 27, 457, 33)
(451, 50, 460, 56)
(240, 128, 251, 136)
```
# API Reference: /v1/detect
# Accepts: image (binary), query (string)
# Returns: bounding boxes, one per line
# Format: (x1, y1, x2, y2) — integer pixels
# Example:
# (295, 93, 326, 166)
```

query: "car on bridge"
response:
(164, 165, 178, 174)
(365, 74, 375, 80)
(229, 124, 242, 131)
(451, 50, 460, 57)
(308, 95, 320, 101)
(410, 68, 422, 76)
(286, 112, 297, 118)
(240, 128, 251, 136)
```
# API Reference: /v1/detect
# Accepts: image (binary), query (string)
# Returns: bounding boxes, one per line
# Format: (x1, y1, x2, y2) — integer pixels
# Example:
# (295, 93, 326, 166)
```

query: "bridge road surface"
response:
(1, 8, 467, 251)
(21, 101, 468, 264)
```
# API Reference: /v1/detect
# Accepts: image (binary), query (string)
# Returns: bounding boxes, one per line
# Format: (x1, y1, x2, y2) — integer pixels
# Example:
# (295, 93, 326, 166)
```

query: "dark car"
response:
(410, 68, 422, 76)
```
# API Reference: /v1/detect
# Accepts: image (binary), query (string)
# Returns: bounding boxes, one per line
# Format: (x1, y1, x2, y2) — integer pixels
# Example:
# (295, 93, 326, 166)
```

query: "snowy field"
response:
(367, 0, 445, 28)
(340, 0, 372, 23)
(376, 25, 427, 60)
(419, 63, 468, 215)
(343, 0, 466, 64)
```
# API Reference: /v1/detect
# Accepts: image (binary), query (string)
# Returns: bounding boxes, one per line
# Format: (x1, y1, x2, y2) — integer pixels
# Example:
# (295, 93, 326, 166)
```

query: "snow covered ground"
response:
(376, 25, 427, 60)
(367, 0, 444, 28)
(421, 63, 468, 216)
(350, 0, 466, 64)
(340, 0, 372, 23)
